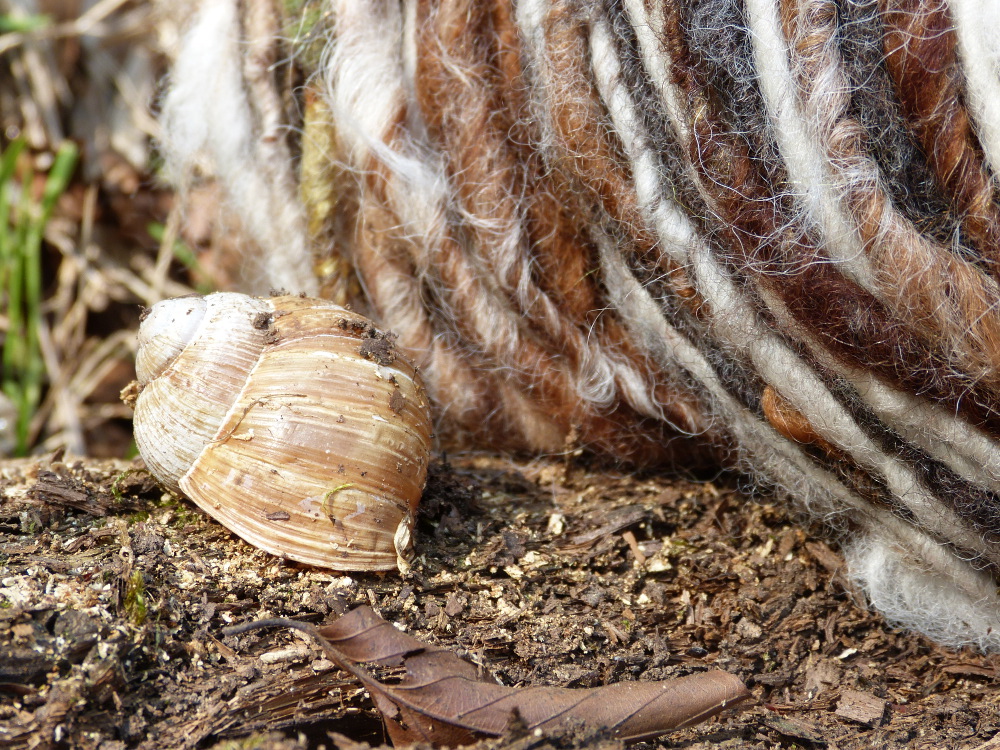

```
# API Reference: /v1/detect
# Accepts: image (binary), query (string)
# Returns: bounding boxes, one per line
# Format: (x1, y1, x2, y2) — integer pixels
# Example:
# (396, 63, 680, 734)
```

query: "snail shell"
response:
(132, 292, 433, 571)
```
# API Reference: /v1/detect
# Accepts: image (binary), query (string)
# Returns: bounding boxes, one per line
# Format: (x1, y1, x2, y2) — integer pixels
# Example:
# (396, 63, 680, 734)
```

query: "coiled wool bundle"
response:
(161, 0, 1000, 649)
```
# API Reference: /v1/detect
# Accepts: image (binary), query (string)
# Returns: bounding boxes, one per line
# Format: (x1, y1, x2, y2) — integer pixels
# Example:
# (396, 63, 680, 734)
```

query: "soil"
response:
(1, 453, 998, 750)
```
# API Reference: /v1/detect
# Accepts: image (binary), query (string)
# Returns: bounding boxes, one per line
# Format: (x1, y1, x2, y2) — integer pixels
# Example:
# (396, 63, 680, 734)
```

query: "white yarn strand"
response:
(161, 0, 316, 295)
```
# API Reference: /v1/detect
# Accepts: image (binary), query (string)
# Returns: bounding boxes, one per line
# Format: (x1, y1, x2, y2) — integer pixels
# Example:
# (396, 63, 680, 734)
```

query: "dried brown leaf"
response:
(227, 606, 750, 746)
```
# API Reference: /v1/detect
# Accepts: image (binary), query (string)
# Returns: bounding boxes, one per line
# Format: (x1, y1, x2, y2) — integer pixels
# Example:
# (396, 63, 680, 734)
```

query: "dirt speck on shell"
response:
(0, 454, 998, 750)
(357, 333, 395, 366)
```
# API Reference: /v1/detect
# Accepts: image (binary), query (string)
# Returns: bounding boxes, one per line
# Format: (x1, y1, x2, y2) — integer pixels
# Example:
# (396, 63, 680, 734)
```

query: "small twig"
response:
(220, 616, 382, 692)
(151, 205, 182, 302)
(222, 617, 321, 639)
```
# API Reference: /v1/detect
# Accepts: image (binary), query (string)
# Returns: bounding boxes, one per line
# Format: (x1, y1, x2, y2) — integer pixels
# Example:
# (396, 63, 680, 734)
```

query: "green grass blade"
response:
(3, 160, 32, 384)
(0, 137, 26, 298)
(1, 140, 78, 454)
(0, 13, 51, 34)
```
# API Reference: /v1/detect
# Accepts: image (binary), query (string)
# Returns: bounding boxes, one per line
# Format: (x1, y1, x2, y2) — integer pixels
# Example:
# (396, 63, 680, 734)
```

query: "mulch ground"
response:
(1, 453, 999, 750)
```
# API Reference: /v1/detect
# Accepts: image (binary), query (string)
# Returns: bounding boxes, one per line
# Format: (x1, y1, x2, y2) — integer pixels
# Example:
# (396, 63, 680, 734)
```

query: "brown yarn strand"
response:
(881, 0, 1000, 270)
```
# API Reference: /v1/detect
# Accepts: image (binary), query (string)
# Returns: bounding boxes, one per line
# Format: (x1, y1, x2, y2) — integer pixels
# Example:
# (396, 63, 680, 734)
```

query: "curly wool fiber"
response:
(162, 0, 1000, 650)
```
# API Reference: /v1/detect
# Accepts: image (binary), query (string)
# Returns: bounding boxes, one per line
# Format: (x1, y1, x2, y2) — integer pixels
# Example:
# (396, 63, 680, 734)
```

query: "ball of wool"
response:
(159, 0, 1000, 650)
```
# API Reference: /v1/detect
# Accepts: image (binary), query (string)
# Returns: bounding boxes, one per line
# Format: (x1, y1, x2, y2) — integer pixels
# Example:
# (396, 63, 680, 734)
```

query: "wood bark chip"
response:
(225, 605, 751, 746)
(562, 506, 648, 551)
(835, 689, 888, 727)
(27, 470, 145, 516)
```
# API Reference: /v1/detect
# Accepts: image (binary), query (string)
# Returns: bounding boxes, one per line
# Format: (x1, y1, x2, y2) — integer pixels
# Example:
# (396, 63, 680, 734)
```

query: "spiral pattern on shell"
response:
(133, 293, 433, 571)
